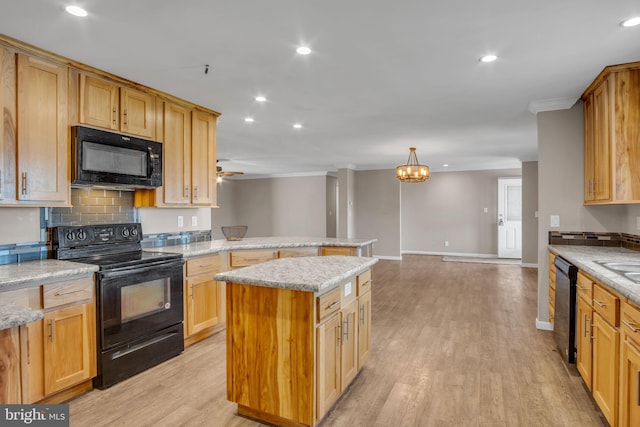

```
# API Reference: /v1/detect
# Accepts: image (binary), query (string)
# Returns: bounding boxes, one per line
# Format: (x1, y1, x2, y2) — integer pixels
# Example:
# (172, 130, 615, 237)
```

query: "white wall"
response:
(401, 168, 521, 256)
(522, 161, 539, 266)
(138, 208, 211, 235)
(536, 102, 628, 327)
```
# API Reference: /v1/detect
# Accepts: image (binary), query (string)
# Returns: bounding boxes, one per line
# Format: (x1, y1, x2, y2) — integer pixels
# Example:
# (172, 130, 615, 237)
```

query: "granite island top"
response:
(548, 245, 640, 305)
(145, 236, 376, 258)
(215, 256, 378, 294)
(0, 260, 99, 330)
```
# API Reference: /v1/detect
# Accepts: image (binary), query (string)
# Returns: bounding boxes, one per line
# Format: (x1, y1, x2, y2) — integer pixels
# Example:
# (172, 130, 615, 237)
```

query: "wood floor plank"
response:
(68, 255, 606, 427)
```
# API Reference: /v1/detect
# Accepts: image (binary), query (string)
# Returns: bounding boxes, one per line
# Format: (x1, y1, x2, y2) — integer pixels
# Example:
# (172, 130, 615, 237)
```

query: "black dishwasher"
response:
(554, 256, 578, 364)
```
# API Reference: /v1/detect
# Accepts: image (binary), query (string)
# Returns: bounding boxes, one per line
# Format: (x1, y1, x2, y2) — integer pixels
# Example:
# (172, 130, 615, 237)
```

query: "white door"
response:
(497, 177, 522, 259)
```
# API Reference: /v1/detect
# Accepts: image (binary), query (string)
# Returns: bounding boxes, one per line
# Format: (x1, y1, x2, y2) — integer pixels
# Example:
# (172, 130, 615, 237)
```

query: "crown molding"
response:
(527, 97, 577, 114)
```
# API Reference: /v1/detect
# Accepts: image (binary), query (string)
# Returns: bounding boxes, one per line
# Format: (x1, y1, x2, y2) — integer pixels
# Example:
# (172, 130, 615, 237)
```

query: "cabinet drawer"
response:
(576, 272, 594, 303)
(317, 287, 341, 323)
(230, 250, 275, 268)
(186, 254, 222, 276)
(43, 277, 94, 309)
(357, 270, 371, 296)
(621, 300, 640, 338)
(278, 248, 318, 258)
(319, 246, 357, 257)
(0, 287, 42, 309)
(592, 283, 619, 326)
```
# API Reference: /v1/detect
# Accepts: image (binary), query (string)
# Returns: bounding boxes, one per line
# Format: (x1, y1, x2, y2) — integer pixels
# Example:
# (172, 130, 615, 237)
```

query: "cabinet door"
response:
(186, 275, 220, 336)
(340, 300, 358, 389)
(316, 313, 341, 420)
(0, 327, 21, 404)
(162, 102, 191, 204)
(120, 87, 155, 139)
(620, 336, 640, 427)
(43, 303, 95, 395)
(191, 110, 216, 206)
(357, 291, 371, 370)
(576, 296, 592, 390)
(592, 78, 611, 201)
(16, 54, 69, 203)
(584, 93, 595, 202)
(79, 74, 118, 130)
(592, 312, 619, 427)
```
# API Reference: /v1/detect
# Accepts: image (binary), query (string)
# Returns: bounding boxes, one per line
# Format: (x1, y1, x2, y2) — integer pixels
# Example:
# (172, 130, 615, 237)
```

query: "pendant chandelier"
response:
(396, 147, 429, 182)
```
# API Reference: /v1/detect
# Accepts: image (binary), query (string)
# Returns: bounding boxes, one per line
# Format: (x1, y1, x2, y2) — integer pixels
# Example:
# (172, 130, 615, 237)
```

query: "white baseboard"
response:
(521, 263, 539, 268)
(374, 255, 403, 261)
(401, 250, 498, 258)
(536, 319, 553, 331)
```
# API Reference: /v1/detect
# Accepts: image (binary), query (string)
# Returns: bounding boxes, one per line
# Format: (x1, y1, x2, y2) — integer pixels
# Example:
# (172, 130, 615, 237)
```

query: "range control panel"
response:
(52, 223, 142, 249)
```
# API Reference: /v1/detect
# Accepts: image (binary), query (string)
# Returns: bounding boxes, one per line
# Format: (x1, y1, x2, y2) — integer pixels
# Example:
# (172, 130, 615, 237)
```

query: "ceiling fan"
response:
(216, 160, 244, 180)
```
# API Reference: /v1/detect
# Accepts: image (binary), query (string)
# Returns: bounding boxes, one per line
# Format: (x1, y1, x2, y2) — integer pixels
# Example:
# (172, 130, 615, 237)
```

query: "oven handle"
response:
(99, 258, 184, 278)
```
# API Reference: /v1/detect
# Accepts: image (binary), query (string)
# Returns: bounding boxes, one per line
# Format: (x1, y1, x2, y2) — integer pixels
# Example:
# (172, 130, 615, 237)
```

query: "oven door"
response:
(98, 258, 184, 350)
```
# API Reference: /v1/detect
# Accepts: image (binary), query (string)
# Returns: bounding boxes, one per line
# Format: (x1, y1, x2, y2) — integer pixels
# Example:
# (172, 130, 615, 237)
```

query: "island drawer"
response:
(592, 283, 619, 326)
(43, 277, 94, 309)
(576, 272, 593, 302)
(621, 300, 640, 337)
(317, 287, 341, 322)
(230, 250, 276, 268)
(357, 269, 371, 295)
(187, 253, 222, 276)
(278, 248, 318, 258)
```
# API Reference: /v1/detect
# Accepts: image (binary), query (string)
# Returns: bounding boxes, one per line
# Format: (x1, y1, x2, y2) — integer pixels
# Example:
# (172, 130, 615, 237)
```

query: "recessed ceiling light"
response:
(293, 123, 303, 129)
(255, 96, 267, 102)
(296, 46, 312, 55)
(244, 117, 254, 123)
(65, 5, 88, 17)
(480, 54, 498, 63)
(621, 17, 640, 27)
(443, 164, 449, 167)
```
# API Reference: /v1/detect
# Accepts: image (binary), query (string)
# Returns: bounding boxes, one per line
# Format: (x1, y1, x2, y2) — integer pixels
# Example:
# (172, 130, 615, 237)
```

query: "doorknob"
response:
(498, 214, 504, 226)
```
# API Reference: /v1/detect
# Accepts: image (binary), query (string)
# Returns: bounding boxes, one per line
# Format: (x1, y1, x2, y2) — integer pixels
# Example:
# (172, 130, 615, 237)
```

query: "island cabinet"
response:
(0, 276, 96, 404)
(582, 62, 640, 204)
(224, 264, 374, 427)
(320, 246, 358, 257)
(74, 71, 157, 139)
(620, 299, 640, 427)
(0, 48, 69, 205)
(548, 253, 556, 325)
(183, 253, 226, 347)
(0, 326, 22, 403)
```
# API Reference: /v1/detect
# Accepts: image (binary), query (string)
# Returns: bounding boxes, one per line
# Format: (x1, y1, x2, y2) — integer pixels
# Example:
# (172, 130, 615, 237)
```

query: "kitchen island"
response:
(215, 256, 378, 427)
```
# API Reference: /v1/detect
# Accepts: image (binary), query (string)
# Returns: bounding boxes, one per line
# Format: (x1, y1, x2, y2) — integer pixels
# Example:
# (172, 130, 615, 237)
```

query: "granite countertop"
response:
(0, 259, 99, 330)
(548, 245, 640, 304)
(147, 236, 377, 257)
(0, 303, 44, 330)
(215, 256, 378, 294)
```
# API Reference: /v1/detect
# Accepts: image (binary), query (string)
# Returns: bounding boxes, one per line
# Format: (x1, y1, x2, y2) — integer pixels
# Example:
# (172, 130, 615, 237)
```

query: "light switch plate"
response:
(191, 216, 198, 227)
(177, 216, 184, 227)
(550, 215, 560, 227)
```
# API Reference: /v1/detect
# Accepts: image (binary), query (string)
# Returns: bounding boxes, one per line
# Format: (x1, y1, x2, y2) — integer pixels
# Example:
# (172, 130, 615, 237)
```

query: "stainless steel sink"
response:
(596, 261, 640, 283)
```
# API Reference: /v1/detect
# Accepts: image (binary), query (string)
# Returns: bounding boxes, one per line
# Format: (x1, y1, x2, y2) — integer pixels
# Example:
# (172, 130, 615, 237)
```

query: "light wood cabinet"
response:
(135, 102, 217, 207)
(0, 326, 22, 403)
(279, 247, 319, 258)
(0, 52, 70, 205)
(357, 284, 372, 370)
(79, 73, 156, 139)
(582, 62, 640, 204)
(227, 269, 372, 426)
(548, 252, 556, 324)
(592, 310, 619, 427)
(0, 276, 96, 404)
(576, 286, 593, 390)
(320, 246, 358, 257)
(42, 302, 94, 395)
(620, 300, 640, 427)
(229, 249, 276, 269)
(184, 253, 226, 347)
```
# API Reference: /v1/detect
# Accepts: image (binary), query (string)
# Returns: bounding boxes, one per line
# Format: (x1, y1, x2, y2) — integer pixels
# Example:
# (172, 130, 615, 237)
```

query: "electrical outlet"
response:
(445, 241, 449, 247)
(483, 207, 488, 213)
(191, 216, 197, 227)
(177, 216, 184, 227)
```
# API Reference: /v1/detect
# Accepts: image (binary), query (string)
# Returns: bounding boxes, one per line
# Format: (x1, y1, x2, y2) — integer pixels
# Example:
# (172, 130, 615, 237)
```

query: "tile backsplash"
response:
(48, 188, 135, 226)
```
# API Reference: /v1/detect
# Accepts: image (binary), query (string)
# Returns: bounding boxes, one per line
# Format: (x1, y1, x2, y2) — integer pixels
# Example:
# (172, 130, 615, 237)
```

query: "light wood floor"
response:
(69, 255, 606, 427)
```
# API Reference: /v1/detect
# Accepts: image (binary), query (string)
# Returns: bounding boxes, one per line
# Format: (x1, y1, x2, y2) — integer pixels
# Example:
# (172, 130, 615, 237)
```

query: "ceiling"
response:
(1, 1, 639, 178)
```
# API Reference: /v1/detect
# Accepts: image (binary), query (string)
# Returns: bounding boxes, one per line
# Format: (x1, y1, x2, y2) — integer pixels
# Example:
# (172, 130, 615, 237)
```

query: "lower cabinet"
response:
(184, 253, 226, 346)
(548, 252, 556, 325)
(592, 311, 619, 426)
(0, 326, 22, 404)
(576, 293, 593, 390)
(620, 300, 640, 427)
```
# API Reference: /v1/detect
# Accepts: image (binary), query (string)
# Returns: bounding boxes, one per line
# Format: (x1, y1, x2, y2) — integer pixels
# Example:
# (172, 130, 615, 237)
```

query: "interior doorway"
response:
(497, 177, 522, 259)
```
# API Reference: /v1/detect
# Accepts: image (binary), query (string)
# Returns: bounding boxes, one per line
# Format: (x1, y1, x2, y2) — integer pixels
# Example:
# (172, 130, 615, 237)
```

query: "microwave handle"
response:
(147, 147, 155, 177)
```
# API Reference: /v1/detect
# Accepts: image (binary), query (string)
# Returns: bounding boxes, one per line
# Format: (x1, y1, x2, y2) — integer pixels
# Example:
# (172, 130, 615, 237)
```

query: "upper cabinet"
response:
(135, 101, 218, 207)
(0, 49, 70, 206)
(78, 73, 156, 139)
(583, 62, 640, 204)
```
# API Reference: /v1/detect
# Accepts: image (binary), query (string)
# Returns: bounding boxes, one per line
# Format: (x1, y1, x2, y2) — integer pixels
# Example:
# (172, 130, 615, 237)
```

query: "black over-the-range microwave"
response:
(71, 126, 163, 189)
